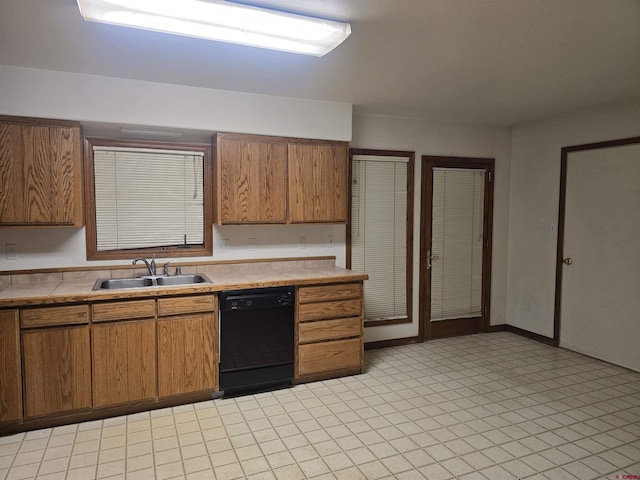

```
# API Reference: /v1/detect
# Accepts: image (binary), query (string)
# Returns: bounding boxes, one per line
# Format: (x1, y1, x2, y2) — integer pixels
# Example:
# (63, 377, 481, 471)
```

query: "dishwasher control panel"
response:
(220, 287, 294, 310)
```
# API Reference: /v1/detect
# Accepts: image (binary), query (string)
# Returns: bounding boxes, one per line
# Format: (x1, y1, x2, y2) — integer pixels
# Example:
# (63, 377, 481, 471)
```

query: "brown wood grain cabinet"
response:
(296, 282, 363, 380)
(214, 133, 287, 224)
(298, 338, 362, 376)
(213, 133, 348, 225)
(91, 299, 158, 407)
(288, 142, 348, 223)
(0, 310, 22, 422)
(92, 319, 157, 408)
(22, 325, 91, 418)
(157, 295, 217, 397)
(0, 116, 83, 227)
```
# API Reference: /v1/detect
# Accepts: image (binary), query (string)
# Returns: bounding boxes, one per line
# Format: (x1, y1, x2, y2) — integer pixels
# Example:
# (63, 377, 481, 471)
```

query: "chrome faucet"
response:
(132, 255, 156, 276)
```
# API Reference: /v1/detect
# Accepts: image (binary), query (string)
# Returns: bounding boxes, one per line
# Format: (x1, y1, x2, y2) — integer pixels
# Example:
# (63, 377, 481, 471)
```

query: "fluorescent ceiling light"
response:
(76, 0, 351, 56)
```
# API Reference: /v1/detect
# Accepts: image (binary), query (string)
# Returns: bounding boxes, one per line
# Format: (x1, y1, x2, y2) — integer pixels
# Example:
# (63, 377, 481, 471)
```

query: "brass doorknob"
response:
(563, 258, 573, 266)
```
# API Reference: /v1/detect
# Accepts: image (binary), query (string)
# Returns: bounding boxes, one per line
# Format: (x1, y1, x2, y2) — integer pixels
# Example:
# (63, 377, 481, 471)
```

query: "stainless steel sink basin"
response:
(155, 274, 210, 286)
(94, 278, 155, 290)
(93, 274, 211, 290)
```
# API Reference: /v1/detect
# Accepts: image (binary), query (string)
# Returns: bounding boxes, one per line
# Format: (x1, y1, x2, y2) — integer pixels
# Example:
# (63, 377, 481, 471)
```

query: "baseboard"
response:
(364, 326, 555, 351)
(364, 336, 420, 350)
(504, 324, 555, 346)
(487, 324, 507, 332)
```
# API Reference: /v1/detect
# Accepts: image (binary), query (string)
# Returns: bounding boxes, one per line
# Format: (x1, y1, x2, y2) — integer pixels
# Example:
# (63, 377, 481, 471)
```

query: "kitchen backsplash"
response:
(0, 224, 346, 272)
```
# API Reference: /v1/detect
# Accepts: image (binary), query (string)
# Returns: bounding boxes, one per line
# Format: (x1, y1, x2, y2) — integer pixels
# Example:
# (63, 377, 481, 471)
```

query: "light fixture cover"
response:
(76, 0, 351, 56)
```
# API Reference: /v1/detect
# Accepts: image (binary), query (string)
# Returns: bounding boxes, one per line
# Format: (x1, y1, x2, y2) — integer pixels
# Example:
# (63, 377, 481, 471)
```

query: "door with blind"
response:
(420, 156, 494, 340)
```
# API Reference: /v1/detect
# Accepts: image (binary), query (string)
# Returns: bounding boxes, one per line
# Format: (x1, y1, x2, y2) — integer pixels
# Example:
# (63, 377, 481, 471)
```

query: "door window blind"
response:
(351, 155, 408, 321)
(430, 168, 484, 321)
(93, 146, 205, 252)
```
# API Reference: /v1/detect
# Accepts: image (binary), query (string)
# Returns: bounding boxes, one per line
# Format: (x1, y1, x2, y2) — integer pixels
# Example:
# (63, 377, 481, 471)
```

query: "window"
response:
(85, 138, 212, 260)
(348, 149, 414, 326)
(430, 168, 485, 320)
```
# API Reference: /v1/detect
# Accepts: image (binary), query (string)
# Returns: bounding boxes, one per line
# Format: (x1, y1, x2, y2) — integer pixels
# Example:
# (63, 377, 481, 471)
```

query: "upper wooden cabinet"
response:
(214, 133, 287, 224)
(213, 133, 348, 224)
(288, 142, 348, 223)
(0, 116, 83, 227)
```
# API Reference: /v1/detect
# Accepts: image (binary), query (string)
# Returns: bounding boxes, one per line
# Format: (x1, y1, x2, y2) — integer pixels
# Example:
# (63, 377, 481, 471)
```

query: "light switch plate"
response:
(5, 244, 17, 260)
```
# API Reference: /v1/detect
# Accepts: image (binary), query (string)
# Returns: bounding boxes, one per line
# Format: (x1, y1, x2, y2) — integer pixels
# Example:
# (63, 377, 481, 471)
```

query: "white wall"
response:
(0, 65, 352, 141)
(507, 98, 640, 338)
(0, 65, 351, 271)
(351, 113, 512, 343)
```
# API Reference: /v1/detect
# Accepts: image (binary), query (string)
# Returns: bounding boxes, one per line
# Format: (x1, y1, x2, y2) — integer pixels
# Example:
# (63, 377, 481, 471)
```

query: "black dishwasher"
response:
(219, 286, 295, 396)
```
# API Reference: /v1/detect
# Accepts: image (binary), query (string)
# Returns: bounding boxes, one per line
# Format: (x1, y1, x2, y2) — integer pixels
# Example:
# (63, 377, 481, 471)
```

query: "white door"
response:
(560, 142, 640, 371)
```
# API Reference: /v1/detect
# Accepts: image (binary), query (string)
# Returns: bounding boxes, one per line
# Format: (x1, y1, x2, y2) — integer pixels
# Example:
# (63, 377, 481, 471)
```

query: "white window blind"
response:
(430, 168, 485, 321)
(351, 155, 408, 321)
(93, 146, 205, 252)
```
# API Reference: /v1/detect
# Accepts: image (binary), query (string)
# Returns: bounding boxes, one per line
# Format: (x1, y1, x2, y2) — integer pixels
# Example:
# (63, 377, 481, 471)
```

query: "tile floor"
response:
(1, 332, 639, 480)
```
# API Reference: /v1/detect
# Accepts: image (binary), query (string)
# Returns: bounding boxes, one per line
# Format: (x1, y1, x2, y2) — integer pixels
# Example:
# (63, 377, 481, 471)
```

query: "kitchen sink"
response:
(93, 274, 211, 290)
(155, 274, 210, 286)
(93, 278, 155, 290)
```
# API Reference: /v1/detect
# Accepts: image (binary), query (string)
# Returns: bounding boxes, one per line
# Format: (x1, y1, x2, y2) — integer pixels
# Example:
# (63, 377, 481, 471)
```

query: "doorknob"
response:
(426, 250, 440, 270)
(563, 258, 573, 266)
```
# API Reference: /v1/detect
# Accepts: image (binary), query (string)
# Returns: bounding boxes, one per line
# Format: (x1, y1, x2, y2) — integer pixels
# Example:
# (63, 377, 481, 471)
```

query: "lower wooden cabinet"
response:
(1, 282, 364, 433)
(298, 338, 361, 376)
(296, 282, 364, 381)
(157, 313, 217, 397)
(0, 310, 22, 422)
(92, 320, 156, 407)
(22, 325, 91, 418)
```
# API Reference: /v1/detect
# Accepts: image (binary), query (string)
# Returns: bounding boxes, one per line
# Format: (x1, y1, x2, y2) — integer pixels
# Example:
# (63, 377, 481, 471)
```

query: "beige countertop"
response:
(0, 265, 368, 308)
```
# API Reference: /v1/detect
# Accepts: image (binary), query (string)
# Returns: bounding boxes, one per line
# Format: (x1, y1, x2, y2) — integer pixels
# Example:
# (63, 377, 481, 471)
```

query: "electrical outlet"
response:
(5, 244, 17, 260)
(219, 238, 229, 252)
(298, 236, 306, 249)
(248, 237, 257, 251)
(327, 235, 334, 248)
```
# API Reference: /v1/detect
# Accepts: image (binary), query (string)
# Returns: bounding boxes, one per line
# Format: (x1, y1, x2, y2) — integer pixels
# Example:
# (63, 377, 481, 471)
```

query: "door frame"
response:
(419, 156, 495, 342)
(553, 135, 640, 347)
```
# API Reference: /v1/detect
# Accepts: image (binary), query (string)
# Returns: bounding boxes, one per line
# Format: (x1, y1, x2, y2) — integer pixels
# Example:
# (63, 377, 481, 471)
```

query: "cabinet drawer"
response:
(298, 298, 361, 322)
(298, 283, 362, 304)
(299, 317, 361, 344)
(157, 295, 216, 317)
(22, 305, 89, 328)
(298, 338, 361, 376)
(92, 300, 156, 323)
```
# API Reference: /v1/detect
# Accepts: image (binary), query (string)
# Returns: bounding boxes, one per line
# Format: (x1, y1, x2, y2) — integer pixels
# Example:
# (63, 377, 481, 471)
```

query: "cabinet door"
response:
(22, 326, 91, 417)
(288, 143, 348, 223)
(48, 125, 83, 225)
(0, 119, 82, 226)
(92, 320, 156, 407)
(0, 123, 23, 223)
(217, 134, 287, 223)
(157, 313, 216, 397)
(0, 310, 22, 422)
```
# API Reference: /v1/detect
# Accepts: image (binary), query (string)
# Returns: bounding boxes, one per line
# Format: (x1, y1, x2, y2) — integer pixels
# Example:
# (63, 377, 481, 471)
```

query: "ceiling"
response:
(1, 0, 639, 126)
